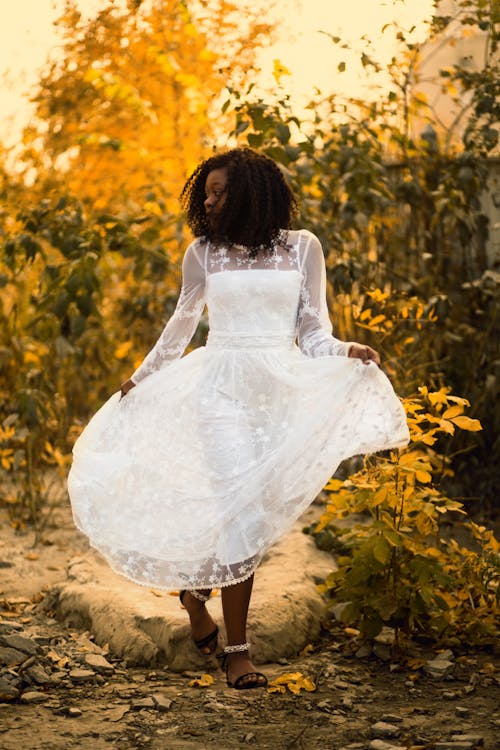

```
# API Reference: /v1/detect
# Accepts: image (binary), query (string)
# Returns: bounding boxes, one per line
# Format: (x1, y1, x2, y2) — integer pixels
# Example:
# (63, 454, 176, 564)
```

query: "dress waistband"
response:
(206, 331, 296, 350)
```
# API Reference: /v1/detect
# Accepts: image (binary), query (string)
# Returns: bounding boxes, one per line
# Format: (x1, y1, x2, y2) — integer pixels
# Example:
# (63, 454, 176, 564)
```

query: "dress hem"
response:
(72, 518, 260, 593)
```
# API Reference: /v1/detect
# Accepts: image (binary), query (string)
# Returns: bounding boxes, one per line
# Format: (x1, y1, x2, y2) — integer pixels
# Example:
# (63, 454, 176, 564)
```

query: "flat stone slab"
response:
(50, 521, 334, 671)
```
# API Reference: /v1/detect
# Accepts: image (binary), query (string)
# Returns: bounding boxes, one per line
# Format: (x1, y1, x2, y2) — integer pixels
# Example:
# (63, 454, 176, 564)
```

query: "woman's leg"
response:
(221, 575, 266, 687)
(181, 589, 217, 654)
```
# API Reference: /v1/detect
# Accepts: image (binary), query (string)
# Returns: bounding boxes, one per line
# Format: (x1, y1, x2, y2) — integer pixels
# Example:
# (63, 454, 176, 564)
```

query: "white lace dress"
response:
(67, 229, 409, 590)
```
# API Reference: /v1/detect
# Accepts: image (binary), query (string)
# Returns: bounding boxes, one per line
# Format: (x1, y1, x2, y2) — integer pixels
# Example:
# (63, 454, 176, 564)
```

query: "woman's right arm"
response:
(121, 240, 207, 391)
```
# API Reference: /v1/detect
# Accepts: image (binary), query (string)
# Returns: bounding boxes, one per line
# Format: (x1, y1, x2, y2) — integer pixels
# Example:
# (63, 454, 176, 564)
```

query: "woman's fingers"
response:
(348, 343, 381, 366)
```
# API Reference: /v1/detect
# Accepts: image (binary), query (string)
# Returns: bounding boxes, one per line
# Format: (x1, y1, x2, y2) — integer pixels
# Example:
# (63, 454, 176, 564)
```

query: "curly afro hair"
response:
(180, 147, 297, 255)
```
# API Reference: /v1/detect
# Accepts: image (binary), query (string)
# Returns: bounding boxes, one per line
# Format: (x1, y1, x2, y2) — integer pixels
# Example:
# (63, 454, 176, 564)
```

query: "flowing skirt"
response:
(67, 342, 409, 590)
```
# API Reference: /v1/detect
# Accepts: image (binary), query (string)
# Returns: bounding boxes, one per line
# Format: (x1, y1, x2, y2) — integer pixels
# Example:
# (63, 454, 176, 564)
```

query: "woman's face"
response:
(204, 167, 228, 227)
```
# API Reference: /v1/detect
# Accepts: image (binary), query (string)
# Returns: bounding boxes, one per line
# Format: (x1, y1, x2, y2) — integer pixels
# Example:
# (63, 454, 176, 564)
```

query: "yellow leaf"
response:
(188, 673, 214, 688)
(149, 589, 163, 597)
(272, 59, 291, 84)
(372, 487, 387, 505)
(415, 470, 432, 483)
(421, 434, 437, 445)
(369, 314, 386, 327)
(428, 388, 450, 406)
(398, 451, 424, 465)
(267, 683, 286, 694)
(114, 341, 133, 359)
(325, 478, 344, 492)
(439, 419, 455, 435)
(451, 416, 482, 432)
(25, 552, 39, 561)
(267, 672, 316, 694)
(442, 405, 463, 419)
(24, 351, 40, 365)
(299, 643, 314, 657)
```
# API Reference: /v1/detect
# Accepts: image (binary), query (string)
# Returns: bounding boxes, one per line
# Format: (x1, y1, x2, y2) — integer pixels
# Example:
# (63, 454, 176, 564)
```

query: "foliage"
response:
(312, 387, 499, 648)
(220, 0, 499, 507)
(21, 0, 273, 218)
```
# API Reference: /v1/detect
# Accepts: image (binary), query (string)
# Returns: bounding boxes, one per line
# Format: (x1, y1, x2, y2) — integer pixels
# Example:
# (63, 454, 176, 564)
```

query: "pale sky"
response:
(0, 0, 435, 147)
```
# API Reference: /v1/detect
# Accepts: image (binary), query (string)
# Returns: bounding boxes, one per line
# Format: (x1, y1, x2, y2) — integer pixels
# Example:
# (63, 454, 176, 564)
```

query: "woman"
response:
(68, 147, 409, 690)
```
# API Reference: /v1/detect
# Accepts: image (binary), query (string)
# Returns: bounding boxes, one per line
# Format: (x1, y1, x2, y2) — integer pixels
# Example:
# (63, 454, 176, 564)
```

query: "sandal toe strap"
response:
(232, 671, 268, 690)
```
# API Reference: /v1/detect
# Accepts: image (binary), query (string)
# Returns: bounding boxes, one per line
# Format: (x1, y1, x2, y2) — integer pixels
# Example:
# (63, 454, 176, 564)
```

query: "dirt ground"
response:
(0, 505, 499, 750)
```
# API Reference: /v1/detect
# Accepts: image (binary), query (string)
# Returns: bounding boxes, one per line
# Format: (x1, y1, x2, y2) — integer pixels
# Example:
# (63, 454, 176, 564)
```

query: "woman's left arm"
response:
(297, 231, 380, 365)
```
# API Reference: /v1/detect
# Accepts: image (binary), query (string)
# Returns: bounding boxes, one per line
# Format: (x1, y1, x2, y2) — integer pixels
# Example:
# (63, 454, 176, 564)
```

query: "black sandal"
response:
(216, 642, 268, 690)
(179, 589, 219, 656)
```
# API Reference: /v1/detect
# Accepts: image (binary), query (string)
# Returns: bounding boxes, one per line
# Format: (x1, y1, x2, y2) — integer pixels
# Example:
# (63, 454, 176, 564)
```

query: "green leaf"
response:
(372, 535, 392, 565)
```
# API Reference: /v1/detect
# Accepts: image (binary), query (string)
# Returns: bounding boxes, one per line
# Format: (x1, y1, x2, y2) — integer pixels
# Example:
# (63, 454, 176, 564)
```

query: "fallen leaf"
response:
(150, 589, 163, 597)
(267, 672, 316, 694)
(188, 673, 215, 688)
(299, 643, 314, 657)
(344, 627, 360, 638)
(25, 552, 39, 561)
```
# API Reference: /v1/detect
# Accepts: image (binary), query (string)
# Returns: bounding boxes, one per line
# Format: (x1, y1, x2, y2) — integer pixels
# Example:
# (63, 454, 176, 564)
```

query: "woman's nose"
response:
(205, 196, 214, 210)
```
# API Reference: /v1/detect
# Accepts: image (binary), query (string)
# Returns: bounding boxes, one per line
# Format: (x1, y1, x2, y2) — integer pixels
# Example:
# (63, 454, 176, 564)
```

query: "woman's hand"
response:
(348, 343, 381, 366)
(120, 378, 136, 399)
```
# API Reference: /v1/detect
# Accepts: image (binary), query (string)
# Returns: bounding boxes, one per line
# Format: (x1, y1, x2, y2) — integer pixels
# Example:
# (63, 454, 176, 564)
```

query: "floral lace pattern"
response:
(68, 229, 410, 590)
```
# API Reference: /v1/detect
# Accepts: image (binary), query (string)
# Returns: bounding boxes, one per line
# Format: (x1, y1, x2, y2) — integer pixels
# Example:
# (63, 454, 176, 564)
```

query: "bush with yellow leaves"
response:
(314, 387, 499, 649)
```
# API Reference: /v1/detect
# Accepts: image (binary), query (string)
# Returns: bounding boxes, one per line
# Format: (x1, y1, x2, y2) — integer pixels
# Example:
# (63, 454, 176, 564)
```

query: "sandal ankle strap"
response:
(188, 590, 210, 603)
(224, 642, 250, 654)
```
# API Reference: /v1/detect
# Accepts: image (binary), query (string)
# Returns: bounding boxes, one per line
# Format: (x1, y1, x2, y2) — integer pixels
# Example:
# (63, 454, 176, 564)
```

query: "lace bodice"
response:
(130, 229, 351, 384)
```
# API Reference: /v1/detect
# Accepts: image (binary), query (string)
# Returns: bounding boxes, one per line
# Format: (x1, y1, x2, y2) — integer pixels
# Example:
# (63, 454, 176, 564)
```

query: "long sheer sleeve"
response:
(130, 240, 206, 384)
(297, 231, 352, 358)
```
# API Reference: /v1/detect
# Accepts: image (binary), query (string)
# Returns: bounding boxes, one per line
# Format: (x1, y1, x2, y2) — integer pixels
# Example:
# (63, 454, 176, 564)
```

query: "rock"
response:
(104, 705, 130, 722)
(20, 690, 47, 703)
(374, 627, 395, 646)
(355, 644, 372, 658)
(0, 646, 28, 666)
(380, 714, 403, 724)
(151, 693, 172, 712)
(84, 653, 114, 674)
(131, 697, 156, 710)
(24, 664, 51, 685)
(424, 658, 454, 678)
(434, 744, 474, 750)
(330, 602, 350, 621)
(442, 690, 458, 700)
(369, 741, 406, 750)
(438, 649, 455, 661)
(67, 707, 83, 717)
(0, 677, 20, 701)
(370, 722, 401, 739)
(69, 668, 95, 683)
(373, 644, 391, 662)
(0, 634, 40, 655)
(0, 620, 23, 634)
(50, 671, 68, 683)
(451, 736, 484, 746)
(455, 707, 470, 717)
(0, 560, 15, 568)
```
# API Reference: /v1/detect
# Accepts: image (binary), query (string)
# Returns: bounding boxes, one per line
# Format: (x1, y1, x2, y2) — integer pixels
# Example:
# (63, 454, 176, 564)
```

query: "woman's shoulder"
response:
(286, 228, 320, 243)
(286, 228, 322, 253)
(184, 236, 208, 258)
